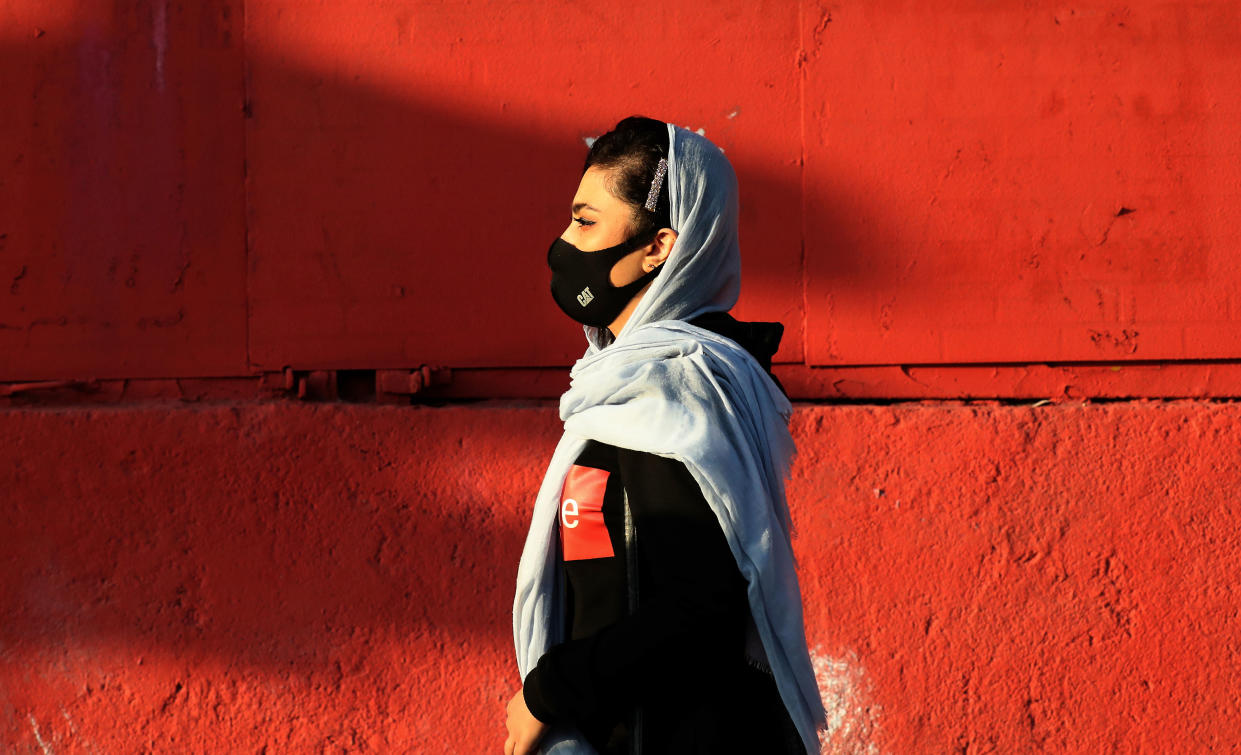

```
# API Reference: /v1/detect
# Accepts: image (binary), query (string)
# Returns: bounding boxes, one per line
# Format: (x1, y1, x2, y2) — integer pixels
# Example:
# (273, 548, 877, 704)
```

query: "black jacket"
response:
(522, 312, 803, 754)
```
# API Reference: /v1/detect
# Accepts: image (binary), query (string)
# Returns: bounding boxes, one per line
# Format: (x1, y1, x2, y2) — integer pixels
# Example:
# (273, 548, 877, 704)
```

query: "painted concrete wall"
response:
(3, 402, 1239, 752)
(3, 0, 1240, 752)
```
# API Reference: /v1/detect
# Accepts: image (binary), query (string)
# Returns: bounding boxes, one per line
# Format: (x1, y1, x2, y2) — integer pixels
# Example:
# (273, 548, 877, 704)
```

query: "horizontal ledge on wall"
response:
(774, 362, 1241, 400)
(4, 362, 1241, 406)
(416, 362, 1241, 401)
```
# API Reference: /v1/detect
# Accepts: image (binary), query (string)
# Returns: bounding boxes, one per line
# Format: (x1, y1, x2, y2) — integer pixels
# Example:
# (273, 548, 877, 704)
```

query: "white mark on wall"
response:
(809, 645, 884, 754)
(673, 123, 707, 137)
(727, 109, 739, 119)
(59, 704, 97, 754)
(677, 125, 723, 152)
(153, 0, 168, 93)
(28, 713, 54, 754)
(583, 136, 598, 148)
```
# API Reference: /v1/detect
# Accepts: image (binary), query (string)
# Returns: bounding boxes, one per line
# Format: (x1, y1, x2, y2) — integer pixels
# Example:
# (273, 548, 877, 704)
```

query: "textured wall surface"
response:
(3, 0, 1240, 394)
(3, 401, 1238, 753)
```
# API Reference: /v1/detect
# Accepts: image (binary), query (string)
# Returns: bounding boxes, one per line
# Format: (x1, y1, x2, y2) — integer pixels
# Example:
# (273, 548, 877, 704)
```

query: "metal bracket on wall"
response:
(0, 379, 101, 397)
(257, 366, 452, 402)
(258, 366, 338, 401)
(258, 366, 297, 396)
(376, 367, 452, 403)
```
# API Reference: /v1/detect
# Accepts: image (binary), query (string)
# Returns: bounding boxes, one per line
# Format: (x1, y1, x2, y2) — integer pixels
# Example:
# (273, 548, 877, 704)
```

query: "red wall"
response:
(2, 0, 1239, 395)
(3, 1, 1241, 752)
(3, 402, 1239, 752)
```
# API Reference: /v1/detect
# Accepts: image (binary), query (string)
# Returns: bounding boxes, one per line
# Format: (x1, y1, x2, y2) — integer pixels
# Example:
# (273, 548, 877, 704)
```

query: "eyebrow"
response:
(572, 202, 602, 214)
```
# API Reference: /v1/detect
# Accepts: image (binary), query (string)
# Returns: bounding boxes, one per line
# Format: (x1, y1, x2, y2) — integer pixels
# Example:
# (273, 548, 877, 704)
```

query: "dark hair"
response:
(583, 115, 673, 238)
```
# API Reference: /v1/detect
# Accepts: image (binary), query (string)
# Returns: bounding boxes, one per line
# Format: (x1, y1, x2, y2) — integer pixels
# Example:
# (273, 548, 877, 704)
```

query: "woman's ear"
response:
(644, 228, 677, 270)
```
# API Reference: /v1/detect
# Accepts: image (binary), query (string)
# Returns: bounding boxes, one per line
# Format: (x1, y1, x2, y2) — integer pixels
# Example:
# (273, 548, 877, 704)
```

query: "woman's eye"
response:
(572, 216, 595, 227)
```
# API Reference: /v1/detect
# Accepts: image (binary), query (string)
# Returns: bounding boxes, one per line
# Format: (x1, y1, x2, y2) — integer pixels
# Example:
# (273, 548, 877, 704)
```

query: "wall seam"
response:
(797, 0, 809, 369)
(241, 0, 254, 373)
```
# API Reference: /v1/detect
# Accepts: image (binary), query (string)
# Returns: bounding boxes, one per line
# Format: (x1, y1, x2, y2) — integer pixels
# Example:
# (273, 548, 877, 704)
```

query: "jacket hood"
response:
(689, 311, 783, 370)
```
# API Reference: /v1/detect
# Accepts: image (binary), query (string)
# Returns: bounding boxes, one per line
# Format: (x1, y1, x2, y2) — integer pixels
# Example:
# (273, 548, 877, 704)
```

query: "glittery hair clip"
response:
(643, 158, 667, 211)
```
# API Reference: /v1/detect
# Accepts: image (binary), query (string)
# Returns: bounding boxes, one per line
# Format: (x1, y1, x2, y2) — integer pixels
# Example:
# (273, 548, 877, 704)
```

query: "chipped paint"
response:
(810, 646, 883, 754)
(28, 714, 53, 755)
(57, 705, 95, 754)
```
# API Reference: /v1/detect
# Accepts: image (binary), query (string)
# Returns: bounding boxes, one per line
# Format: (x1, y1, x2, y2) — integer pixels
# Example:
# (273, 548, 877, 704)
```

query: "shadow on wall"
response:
(0, 403, 568, 746)
(0, 0, 893, 382)
(0, 2, 896, 750)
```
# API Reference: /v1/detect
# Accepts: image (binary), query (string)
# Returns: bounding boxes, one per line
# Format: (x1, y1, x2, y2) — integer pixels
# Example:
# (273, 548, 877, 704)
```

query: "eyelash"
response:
(572, 216, 595, 227)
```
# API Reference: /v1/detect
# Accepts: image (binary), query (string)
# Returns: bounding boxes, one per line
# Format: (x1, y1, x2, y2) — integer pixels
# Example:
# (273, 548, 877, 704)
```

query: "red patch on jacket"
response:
(559, 465, 614, 561)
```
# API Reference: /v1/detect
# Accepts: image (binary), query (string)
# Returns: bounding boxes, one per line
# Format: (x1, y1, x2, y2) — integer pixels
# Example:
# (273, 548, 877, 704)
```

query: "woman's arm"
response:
(521, 448, 748, 726)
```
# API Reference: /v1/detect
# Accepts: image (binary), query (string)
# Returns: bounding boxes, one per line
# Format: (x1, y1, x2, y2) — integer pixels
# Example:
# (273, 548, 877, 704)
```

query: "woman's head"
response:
(550, 116, 679, 335)
(559, 116, 677, 256)
(581, 116, 673, 239)
(550, 117, 741, 347)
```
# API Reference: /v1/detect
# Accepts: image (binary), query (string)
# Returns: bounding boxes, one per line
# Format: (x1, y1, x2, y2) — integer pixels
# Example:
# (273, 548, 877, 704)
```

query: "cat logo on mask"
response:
(547, 228, 661, 328)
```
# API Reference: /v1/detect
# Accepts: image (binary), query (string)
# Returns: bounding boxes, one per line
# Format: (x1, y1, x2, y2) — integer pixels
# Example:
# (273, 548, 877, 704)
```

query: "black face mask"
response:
(547, 229, 662, 328)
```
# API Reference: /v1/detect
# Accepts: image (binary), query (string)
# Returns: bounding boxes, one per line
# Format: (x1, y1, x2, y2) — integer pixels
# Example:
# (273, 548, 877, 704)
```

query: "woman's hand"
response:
(504, 687, 548, 755)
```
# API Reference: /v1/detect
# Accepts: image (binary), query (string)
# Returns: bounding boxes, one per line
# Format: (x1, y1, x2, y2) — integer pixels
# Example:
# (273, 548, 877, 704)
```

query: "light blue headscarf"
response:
(513, 122, 827, 754)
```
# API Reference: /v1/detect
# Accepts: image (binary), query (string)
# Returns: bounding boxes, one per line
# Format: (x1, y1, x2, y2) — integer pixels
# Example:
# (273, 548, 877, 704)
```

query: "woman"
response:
(506, 116, 827, 755)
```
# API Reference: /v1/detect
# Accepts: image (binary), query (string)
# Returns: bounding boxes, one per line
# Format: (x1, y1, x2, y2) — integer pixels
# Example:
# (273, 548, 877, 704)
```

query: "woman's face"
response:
(560, 166, 650, 287)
